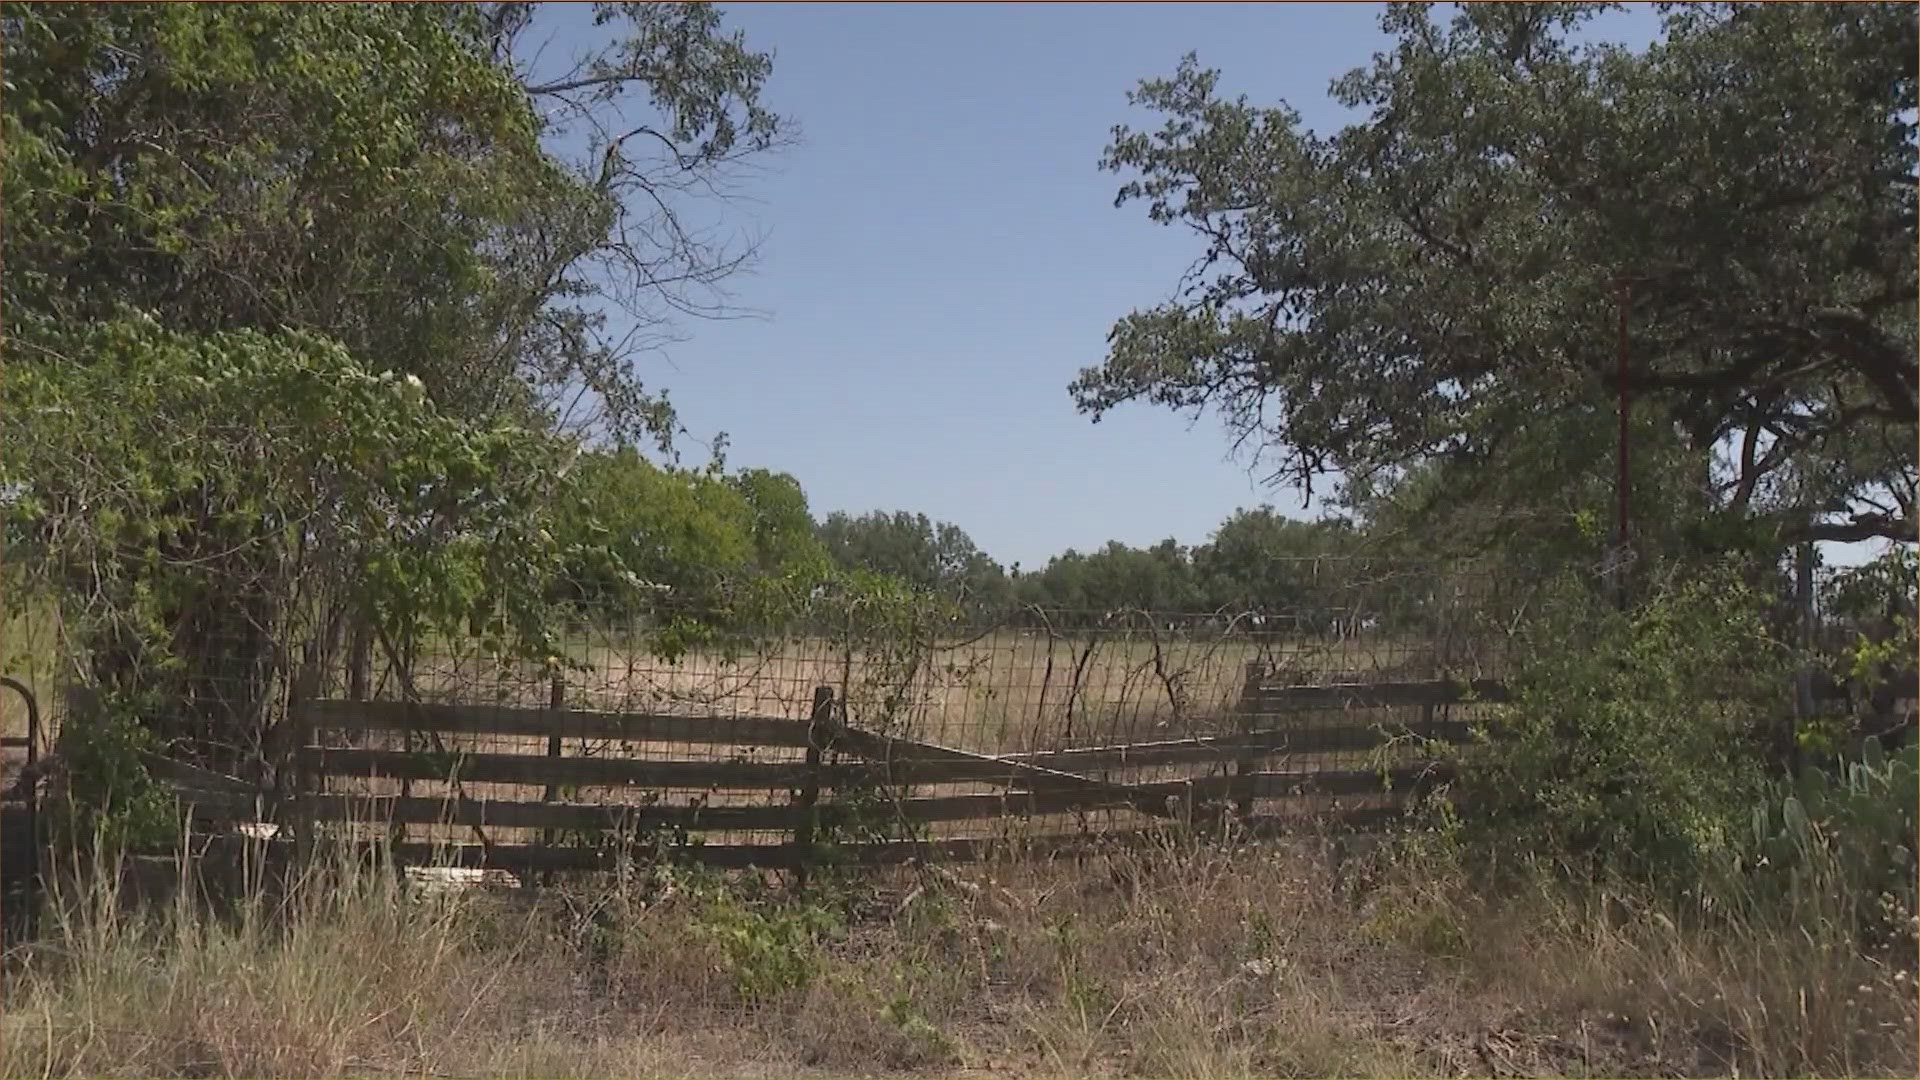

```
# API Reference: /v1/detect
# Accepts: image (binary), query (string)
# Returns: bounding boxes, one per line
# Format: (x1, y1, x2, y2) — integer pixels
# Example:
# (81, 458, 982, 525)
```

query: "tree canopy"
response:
(3, 0, 784, 444)
(558, 450, 829, 622)
(1, 1, 790, 771)
(816, 511, 1010, 606)
(1077, 2, 1917, 555)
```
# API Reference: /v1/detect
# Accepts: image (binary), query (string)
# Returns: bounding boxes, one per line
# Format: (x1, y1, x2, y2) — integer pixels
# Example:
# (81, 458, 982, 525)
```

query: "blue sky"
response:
(544, 3, 1673, 572)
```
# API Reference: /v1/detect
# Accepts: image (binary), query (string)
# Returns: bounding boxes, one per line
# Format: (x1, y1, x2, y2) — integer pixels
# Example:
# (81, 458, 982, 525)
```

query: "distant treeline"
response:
(555, 448, 1500, 630)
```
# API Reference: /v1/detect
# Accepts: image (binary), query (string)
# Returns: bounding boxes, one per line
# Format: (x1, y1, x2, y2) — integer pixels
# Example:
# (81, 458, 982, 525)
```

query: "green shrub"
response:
(680, 873, 842, 1005)
(1735, 738, 1918, 949)
(1809, 548, 1917, 758)
(48, 690, 179, 853)
(1452, 564, 1791, 892)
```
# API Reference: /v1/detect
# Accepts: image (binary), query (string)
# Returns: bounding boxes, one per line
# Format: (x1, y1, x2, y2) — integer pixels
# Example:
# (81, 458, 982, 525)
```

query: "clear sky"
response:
(545, 3, 1674, 572)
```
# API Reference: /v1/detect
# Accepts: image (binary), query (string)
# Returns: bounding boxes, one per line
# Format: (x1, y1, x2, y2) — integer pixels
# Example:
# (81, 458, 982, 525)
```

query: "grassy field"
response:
(5, 614, 1504, 757)
(401, 626, 1504, 754)
(295, 626, 1496, 853)
(3, 832, 1910, 1079)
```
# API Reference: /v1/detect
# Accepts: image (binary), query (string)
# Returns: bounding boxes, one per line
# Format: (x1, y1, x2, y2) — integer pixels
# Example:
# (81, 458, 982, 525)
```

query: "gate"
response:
(155, 666, 1498, 875)
(2, 676, 43, 941)
(110, 663, 1920, 877)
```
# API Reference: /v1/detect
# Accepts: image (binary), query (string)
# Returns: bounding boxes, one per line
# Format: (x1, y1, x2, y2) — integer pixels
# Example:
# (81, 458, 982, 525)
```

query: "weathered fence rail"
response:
(153, 669, 1488, 873)
(298, 699, 816, 747)
(150, 666, 1915, 876)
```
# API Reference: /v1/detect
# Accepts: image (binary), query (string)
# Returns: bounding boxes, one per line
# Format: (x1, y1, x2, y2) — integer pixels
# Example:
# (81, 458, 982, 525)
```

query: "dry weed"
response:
(3, 834, 1911, 1078)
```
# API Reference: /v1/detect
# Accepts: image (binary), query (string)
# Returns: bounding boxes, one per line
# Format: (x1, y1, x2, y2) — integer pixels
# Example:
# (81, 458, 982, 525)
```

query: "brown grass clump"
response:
(3, 832, 1912, 1078)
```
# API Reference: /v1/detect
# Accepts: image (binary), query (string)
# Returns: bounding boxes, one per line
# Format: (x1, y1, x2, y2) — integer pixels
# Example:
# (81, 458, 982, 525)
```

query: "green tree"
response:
(1190, 507, 1349, 612)
(816, 511, 1009, 606)
(1455, 563, 1793, 888)
(1, 2, 790, 783)
(556, 453, 830, 623)
(3, 1, 784, 442)
(1016, 539, 1202, 615)
(1078, 2, 1916, 560)
(729, 468, 831, 582)
(561, 449, 756, 619)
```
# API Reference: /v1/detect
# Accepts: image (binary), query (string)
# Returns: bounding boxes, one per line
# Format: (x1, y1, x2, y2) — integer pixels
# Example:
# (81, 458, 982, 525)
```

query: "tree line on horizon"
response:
(557, 444, 1373, 620)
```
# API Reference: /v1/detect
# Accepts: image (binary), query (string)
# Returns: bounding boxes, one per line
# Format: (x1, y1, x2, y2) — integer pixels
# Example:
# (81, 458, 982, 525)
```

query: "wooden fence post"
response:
(541, 671, 565, 884)
(1233, 660, 1268, 829)
(290, 692, 316, 870)
(347, 618, 371, 705)
(792, 686, 836, 889)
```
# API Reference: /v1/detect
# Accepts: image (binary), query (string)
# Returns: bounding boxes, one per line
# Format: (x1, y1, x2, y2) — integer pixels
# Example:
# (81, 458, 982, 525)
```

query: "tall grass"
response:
(4, 825, 1911, 1078)
(1368, 820, 1918, 1078)
(2, 842, 514, 1077)
(400, 626, 1460, 754)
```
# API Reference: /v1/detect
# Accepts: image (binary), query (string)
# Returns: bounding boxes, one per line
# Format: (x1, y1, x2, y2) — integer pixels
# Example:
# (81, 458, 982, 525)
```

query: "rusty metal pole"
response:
(1614, 278, 1632, 611)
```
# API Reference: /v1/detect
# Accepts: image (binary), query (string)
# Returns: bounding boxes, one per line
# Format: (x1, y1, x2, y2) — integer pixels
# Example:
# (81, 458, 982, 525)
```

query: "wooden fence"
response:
(147, 663, 1503, 873)
(156, 664, 1913, 875)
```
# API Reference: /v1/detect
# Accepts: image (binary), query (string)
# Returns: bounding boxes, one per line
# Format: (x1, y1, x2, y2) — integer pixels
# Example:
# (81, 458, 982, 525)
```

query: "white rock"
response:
(403, 865, 519, 896)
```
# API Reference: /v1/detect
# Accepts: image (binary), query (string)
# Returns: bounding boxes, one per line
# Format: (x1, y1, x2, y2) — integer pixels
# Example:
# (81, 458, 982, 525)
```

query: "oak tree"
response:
(1079, 2, 1916, 557)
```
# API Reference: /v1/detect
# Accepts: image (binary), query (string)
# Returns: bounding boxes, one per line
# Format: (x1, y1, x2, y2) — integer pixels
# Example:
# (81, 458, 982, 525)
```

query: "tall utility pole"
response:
(1790, 539, 1815, 777)
(1613, 278, 1632, 611)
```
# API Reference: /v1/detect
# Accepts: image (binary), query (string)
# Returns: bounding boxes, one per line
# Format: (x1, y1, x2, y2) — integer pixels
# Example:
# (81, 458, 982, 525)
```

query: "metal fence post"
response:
(2, 677, 42, 943)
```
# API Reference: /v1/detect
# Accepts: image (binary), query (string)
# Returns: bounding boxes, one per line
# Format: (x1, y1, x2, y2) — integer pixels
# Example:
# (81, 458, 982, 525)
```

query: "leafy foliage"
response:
(44, 692, 178, 853)
(661, 864, 843, 1005)
(2, 0, 786, 442)
(1009, 512, 1365, 621)
(1081, 2, 1916, 553)
(1451, 564, 1791, 889)
(1191, 508, 1352, 611)
(5, 316, 589, 767)
(1738, 738, 1918, 948)
(817, 511, 1011, 609)
(1791, 548, 1919, 761)
(1820, 548, 1919, 681)
(557, 449, 828, 626)
(1014, 539, 1203, 614)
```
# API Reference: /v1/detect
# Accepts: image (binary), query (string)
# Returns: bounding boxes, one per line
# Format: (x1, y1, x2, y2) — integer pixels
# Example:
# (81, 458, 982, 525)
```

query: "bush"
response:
(46, 691, 178, 854)
(1451, 564, 1792, 891)
(1734, 738, 1918, 950)
(1810, 548, 1918, 758)
(672, 868, 843, 1006)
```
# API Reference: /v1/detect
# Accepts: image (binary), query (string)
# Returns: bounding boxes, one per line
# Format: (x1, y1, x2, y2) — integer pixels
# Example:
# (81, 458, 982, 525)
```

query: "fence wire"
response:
(274, 559, 1527, 855)
(11, 553, 1908, 872)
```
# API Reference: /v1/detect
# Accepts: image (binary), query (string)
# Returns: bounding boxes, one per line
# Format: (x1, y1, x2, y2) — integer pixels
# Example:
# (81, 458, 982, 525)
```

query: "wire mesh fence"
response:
(323, 556, 1523, 739)
(261, 558, 1530, 861)
(9, 551, 1909, 876)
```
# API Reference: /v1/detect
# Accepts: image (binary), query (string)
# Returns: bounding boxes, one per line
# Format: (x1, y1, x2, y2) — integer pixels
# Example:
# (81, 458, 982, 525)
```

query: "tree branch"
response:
(1790, 512, 1918, 544)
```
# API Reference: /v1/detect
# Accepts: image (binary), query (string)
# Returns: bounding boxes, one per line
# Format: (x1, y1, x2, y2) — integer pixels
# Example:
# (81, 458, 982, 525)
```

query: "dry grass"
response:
(4, 831, 1911, 1079)
(300, 628, 1491, 854)
(402, 628, 1491, 754)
